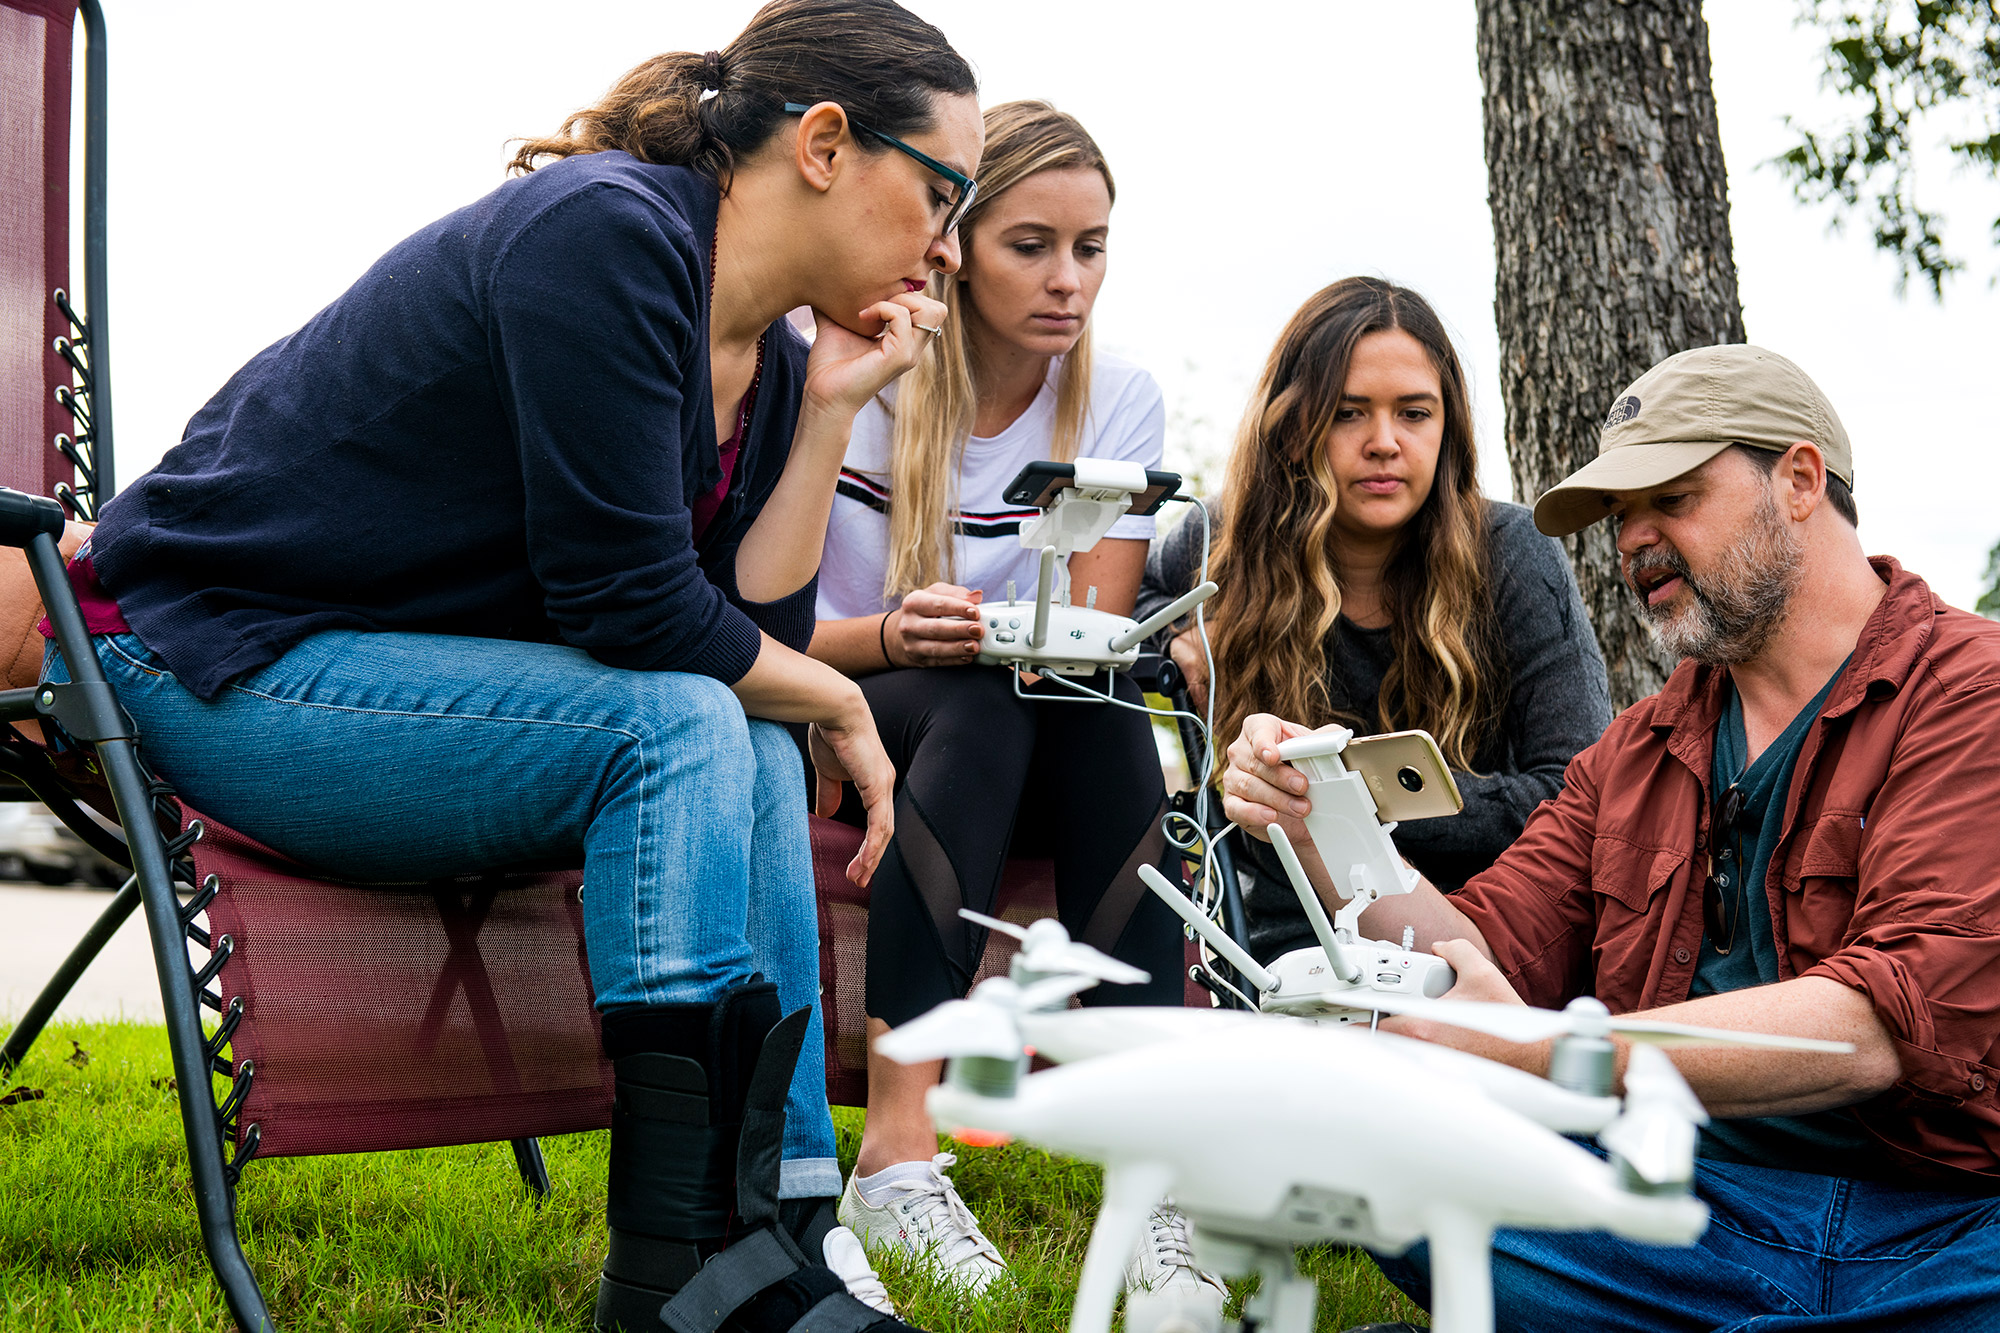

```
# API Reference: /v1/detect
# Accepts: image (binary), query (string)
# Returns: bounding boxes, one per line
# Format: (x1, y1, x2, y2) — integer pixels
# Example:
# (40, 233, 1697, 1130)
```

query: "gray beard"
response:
(1634, 494, 1804, 666)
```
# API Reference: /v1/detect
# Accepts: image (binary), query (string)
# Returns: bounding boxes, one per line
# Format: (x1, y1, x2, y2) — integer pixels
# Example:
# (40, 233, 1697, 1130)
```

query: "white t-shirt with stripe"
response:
(816, 351, 1167, 619)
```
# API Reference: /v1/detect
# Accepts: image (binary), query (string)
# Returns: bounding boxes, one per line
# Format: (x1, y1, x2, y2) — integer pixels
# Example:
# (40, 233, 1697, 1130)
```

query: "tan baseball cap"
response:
(1532, 344, 1853, 537)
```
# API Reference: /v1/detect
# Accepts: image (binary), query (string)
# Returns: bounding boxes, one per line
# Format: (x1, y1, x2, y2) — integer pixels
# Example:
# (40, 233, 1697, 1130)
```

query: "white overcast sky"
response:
(87, 1, 2000, 608)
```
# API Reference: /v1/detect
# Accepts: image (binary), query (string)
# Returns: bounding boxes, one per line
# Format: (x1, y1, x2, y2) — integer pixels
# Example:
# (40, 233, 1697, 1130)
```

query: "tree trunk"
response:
(1477, 0, 1747, 710)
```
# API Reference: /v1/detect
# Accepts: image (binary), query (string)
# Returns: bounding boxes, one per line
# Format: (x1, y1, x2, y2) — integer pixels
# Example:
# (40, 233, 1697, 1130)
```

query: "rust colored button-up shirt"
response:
(1456, 558, 2000, 1191)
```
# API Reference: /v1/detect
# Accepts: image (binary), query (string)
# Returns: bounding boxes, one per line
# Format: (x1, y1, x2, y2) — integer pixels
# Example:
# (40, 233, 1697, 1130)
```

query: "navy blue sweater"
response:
(92, 153, 815, 700)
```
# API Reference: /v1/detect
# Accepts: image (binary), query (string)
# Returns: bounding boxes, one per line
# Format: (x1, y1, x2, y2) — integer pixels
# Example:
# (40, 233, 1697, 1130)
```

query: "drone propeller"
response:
(1319, 991, 1856, 1054)
(1622, 1041, 1709, 1123)
(1599, 1045, 1707, 1191)
(960, 908, 1152, 988)
(875, 974, 1097, 1065)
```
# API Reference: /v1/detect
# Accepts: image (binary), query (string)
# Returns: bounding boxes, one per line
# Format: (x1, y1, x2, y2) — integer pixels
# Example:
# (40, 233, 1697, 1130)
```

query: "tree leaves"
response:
(1976, 537, 2000, 616)
(1776, 0, 2000, 297)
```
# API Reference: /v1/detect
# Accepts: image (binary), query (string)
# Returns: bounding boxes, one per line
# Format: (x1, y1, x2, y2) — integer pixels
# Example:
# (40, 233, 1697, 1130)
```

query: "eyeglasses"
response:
(1702, 784, 1747, 956)
(783, 102, 978, 236)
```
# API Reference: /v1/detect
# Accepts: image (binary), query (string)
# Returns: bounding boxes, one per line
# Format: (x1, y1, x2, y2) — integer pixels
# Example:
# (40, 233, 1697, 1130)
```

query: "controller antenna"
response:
(1107, 581, 1218, 655)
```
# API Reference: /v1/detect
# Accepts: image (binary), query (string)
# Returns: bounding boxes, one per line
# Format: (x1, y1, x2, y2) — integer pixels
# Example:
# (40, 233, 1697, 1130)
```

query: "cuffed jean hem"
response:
(780, 1158, 842, 1200)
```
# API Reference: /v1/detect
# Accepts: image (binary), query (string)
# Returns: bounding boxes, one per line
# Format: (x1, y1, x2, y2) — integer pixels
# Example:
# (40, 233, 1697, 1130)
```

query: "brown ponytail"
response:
(508, 0, 976, 183)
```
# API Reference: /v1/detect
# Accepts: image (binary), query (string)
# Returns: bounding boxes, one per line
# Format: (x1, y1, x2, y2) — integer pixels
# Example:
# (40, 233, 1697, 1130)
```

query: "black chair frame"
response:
(0, 10, 543, 1325)
(0, 494, 275, 1329)
(51, 0, 112, 523)
(0, 495, 566, 1330)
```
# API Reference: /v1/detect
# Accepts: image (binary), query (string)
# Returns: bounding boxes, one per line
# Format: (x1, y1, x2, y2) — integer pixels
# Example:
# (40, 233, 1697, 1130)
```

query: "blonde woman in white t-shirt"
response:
(808, 101, 1220, 1315)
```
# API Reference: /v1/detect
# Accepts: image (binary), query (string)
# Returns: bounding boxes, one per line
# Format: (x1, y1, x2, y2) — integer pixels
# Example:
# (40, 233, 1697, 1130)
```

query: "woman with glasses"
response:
(1138, 278, 1613, 967)
(807, 101, 1219, 1321)
(52, 3, 978, 1330)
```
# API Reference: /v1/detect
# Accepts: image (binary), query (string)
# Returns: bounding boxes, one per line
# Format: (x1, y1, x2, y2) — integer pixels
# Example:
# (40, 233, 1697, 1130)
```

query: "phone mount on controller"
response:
(1142, 726, 1463, 1023)
(975, 457, 1215, 679)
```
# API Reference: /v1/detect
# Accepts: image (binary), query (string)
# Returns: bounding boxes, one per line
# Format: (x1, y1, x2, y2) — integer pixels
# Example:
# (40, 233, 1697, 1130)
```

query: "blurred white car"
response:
(0, 800, 126, 888)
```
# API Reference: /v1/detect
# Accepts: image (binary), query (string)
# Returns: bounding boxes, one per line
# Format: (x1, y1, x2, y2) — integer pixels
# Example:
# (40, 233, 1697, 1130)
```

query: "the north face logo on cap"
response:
(1604, 396, 1641, 428)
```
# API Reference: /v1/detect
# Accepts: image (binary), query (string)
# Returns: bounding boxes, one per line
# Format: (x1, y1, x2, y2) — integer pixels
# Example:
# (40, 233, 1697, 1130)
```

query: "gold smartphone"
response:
(1340, 730, 1464, 822)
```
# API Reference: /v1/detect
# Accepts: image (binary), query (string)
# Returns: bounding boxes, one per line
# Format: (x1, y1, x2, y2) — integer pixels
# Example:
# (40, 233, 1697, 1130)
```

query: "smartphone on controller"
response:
(1001, 461, 1182, 516)
(1338, 730, 1464, 823)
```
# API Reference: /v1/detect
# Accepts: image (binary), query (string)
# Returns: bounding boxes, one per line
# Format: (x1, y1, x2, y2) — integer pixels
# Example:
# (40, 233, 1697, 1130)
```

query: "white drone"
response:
(882, 913, 1852, 1333)
(974, 457, 1216, 680)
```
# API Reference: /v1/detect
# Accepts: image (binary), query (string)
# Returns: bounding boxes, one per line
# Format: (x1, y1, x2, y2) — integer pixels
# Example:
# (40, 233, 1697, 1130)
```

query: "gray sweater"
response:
(1138, 499, 1612, 962)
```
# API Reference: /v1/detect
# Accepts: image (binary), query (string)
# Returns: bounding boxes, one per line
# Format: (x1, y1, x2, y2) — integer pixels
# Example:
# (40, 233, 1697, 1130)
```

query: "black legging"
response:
(825, 665, 1184, 1026)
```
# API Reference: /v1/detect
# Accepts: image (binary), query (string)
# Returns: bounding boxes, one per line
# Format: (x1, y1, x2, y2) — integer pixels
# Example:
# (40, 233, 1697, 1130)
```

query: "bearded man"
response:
(1225, 345, 2000, 1331)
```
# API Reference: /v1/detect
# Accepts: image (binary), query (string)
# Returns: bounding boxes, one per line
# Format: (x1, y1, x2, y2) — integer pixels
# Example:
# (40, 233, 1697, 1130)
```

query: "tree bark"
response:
(1477, 0, 1747, 710)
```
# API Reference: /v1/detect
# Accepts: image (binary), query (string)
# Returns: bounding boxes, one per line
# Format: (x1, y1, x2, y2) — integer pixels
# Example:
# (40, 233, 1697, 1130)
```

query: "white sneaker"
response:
(821, 1224, 895, 1316)
(1122, 1202, 1228, 1333)
(837, 1153, 1008, 1296)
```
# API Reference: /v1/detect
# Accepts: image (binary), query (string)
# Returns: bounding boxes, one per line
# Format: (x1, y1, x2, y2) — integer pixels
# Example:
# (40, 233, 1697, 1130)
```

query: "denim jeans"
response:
(1376, 1156, 2000, 1331)
(50, 630, 838, 1198)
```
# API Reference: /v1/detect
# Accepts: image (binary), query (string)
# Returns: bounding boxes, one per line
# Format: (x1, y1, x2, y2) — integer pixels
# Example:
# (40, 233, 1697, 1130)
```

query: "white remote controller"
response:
(1137, 724, 1464, 1026)
(975, 603, 1149, 675)
(975, 545, 1217, 677)
(1275, 730, 1420, 904)
(972, 458, 1216, 679)
(1258, 933, 1457, 1022)
(1254, 730, 1456, 1020)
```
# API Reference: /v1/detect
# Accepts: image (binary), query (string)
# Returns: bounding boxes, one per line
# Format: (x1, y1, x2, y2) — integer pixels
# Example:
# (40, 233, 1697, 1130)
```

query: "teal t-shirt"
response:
(1692, 660, 1889, 1177)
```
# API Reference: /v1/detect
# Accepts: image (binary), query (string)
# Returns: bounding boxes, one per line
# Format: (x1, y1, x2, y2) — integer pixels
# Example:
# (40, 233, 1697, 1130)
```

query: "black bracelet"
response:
(879, 611, 894, 667)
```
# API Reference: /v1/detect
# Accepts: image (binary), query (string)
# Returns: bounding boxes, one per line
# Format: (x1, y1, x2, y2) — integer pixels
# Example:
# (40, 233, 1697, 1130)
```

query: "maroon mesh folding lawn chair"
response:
(0, 9, 1141, 1328)
(0, 17, 614, 1333)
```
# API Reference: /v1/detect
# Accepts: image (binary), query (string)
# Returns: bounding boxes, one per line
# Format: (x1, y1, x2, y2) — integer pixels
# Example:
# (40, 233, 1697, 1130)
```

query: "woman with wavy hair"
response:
(809, 101, 1218, 1319)
(1138, 277, 1611, 962)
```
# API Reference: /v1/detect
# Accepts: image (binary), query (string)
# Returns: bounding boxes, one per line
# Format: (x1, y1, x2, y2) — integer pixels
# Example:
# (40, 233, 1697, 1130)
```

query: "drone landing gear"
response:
(1239, 1249, 1317, 1333)
(1423, 1210, 1495, 1333)
(1070, 1160, 1177, 1333)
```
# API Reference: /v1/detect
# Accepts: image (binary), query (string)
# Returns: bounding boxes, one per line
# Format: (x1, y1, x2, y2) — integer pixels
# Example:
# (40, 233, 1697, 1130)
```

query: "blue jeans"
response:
(50, 630, 837, 1198)
(1376, 1157, 2000, 1331)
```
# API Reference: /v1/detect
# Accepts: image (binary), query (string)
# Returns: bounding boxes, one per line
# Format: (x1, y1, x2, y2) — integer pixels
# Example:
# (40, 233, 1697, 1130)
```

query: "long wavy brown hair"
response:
(1205, 278, 1504, 774)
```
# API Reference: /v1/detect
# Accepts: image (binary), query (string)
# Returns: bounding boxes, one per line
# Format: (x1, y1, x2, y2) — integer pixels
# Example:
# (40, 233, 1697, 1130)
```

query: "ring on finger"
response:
(914, 323, 943, 336)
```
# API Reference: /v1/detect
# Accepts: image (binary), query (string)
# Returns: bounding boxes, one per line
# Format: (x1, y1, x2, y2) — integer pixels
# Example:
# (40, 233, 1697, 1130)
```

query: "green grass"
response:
(0, 1022, 1422, 1331)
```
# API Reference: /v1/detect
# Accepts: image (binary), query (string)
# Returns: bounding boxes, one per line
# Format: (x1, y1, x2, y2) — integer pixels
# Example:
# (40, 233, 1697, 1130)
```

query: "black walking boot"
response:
(593, 979, 921, 1333)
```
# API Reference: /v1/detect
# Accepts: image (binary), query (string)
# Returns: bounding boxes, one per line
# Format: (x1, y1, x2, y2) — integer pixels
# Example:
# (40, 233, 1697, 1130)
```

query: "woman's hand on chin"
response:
(808, 703, 897, 887)
(802, 292, 949, 418)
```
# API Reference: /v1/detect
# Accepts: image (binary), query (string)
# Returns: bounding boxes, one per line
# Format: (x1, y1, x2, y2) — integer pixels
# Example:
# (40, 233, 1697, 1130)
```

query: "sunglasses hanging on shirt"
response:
(1703, 783, 1747, 956)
